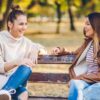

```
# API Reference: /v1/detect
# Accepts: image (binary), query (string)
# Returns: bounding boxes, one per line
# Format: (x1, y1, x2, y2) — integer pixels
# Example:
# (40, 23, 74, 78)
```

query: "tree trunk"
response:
(67, 0, 75, 31)
(27, 0, 36, 9)
(89, 0, 95, 12)
(0, 0, 3, 12)
(0, 0, 13, 30)
(55, 2, 62, 34)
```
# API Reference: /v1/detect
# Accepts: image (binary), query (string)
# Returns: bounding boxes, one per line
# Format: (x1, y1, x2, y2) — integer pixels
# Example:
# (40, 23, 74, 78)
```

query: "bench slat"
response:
(29, 73, 70, 83)
(29, 55, 73, 83)
(38, 54, 75, 64)
(28, 55, 72, 98)
(29, 96, 67, 100)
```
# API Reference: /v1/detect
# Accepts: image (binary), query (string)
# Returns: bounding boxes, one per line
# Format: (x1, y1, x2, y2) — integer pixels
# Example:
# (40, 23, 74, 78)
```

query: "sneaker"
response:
(0, 90, 11, 100)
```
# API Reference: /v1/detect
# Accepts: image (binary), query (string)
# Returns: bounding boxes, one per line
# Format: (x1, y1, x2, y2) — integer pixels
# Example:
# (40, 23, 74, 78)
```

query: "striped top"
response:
(86, 44, 99, 74)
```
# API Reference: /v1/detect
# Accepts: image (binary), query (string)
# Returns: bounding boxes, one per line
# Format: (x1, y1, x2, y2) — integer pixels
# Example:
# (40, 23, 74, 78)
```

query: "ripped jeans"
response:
(2, 65, 32, 100)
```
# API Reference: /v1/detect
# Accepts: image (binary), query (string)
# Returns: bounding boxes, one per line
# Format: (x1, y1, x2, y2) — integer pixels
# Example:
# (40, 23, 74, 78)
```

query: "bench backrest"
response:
(29, 54, 75, 83)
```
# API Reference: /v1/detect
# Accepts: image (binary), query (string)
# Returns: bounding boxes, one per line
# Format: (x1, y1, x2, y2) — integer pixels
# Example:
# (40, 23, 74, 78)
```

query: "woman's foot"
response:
(0, 90, 11, 100)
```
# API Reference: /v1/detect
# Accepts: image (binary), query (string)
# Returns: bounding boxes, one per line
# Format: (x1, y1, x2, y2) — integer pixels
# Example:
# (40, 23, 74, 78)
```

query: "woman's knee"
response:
(17, 65, 32, 75)
(70, 79, 85, 85)
(70, 79, 89, 90)
(69, 79, 78, 90)
(70, 80, 82, 88)
(70, 79, 79, 86)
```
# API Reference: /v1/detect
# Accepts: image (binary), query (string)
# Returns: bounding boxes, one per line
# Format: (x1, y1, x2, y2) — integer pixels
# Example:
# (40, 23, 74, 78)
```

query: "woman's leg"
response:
(83, 82, 100, 100)
(68, 79, 90, 100)
(68, 80, 78, 100)
(2, 65, 32, 98)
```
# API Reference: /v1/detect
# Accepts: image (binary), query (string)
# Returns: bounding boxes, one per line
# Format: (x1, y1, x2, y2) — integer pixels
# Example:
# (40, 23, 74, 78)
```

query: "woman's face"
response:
(8, 15, 27, 38)
(84, 18, 94, 38)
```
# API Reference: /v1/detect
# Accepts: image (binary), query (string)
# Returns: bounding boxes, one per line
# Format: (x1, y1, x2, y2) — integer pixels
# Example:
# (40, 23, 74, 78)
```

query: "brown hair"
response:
(87, 12, 100, 58)
(7, 5, 27, 30)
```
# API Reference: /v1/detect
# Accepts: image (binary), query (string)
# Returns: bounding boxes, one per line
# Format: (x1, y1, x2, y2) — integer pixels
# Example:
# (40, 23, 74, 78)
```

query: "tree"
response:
(73, 0, 98, 17)
(49, 0, 76, 32)
(0, 0, 3, 12)
(48, 0, 65, 33)
(66, 0, 75, 31)
(55, 1, 62, 33)
(0, 0, 13, 30)
(27, 0, 36, 9)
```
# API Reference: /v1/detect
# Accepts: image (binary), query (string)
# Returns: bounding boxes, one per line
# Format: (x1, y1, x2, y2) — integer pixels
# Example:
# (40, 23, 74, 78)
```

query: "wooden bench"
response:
(29, 54, 75, 100)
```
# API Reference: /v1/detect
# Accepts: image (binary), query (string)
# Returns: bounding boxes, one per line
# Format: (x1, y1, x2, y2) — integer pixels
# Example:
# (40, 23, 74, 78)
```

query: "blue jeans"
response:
(2, 65, 32, 100)
(83, 82, 100, 100)
(68, 79, 90, 100)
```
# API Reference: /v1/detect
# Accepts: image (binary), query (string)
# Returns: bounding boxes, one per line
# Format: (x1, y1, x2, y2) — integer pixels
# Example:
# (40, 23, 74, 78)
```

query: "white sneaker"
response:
(0, 90, 11, 100)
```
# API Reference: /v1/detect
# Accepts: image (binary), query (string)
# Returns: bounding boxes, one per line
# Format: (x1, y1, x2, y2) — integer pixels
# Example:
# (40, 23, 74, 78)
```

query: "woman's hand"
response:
(4, 58, 35, 72)
(14, 58, 35, 68)
(51, 47, 69, 55)
(51, 47, 61, 55)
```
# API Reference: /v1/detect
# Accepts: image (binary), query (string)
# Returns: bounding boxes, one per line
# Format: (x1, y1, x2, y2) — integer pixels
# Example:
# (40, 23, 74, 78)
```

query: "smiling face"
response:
(84, 18, 94, 39)
(8, 15, 27, 38)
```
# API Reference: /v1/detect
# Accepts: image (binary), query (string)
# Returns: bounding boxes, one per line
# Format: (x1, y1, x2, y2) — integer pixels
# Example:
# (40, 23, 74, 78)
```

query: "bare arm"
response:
(52, 41, 86, 55)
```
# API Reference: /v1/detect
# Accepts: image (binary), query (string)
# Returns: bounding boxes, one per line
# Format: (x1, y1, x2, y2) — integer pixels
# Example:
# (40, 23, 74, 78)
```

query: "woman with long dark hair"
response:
(52, 12, 100, 100)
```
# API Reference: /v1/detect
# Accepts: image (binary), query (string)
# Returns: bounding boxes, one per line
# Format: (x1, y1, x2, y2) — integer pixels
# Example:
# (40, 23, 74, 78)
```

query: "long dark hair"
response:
(88, 12, 100, 58)
(7, 5, 27, 30)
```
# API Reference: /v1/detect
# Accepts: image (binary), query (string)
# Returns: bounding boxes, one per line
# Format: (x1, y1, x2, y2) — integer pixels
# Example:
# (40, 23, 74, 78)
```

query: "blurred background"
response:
(0, 0, 100, 51)
(0, 0, 100, 98)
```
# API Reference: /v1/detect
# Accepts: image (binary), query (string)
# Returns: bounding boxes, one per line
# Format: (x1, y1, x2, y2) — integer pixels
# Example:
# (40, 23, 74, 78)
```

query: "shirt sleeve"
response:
(35, 43, 47, 55)
(28, 42, 47, 64)
(0, 43, 5, 73)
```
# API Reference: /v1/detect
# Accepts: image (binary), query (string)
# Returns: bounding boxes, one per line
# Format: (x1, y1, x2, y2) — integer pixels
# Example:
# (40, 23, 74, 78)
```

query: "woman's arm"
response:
(52, 46, 81, 55)
(52, 41, 86, 55)
(74, 71, 100, 83)
(4, 58, 35, 72)
(4, 60, 17, 72)
(33, 43, 47, 55)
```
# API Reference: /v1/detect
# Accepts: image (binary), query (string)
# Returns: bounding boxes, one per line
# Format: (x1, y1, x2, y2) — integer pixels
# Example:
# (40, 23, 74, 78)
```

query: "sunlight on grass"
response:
(28, 83, 69, 97)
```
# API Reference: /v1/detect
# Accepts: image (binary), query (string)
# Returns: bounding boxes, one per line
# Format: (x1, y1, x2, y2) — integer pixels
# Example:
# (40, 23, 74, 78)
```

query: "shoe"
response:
(0, 90, 11, 100)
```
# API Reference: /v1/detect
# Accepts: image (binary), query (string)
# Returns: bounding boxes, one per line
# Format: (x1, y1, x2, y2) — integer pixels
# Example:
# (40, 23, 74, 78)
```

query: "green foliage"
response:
(14, 0, 31, 10)
(73, 0, 100, 16)
(0, 0, 7, 13)
(27, 4, 55, 17)
(0, 0, 100, 21)
(48, 0, 68, 12)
